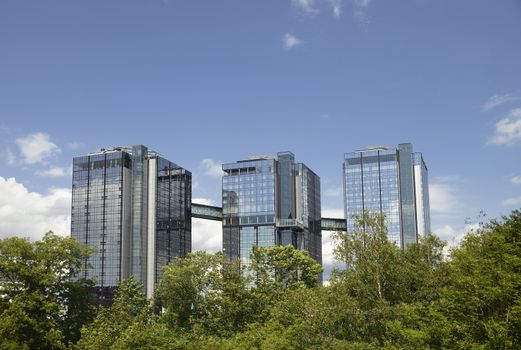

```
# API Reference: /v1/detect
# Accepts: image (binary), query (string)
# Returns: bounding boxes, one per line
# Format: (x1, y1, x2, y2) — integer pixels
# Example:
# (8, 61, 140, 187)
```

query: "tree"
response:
(399, 233, 447, 305)
(76, 277, 149, 350)
(249, 244, 323, 289)
(154, 245, 323, 339)
(436, 210, 521, 349)
(0, 232, 95, 349)
(155, 251, 254, 336)
(329, 213, 449, 348)
(331, 212, 403, 306)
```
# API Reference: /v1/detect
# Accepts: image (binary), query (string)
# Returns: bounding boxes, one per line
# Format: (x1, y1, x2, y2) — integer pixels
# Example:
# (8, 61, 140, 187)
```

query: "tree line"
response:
(1, 210, 521, 349)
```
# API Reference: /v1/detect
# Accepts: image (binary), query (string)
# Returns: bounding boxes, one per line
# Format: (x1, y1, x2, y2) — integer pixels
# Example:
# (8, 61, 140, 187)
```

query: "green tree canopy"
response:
(154, 251, 254, 336)
(436, 210, 521, 349)
(0, 232, 95, 350)
(249, 244, 323, 289)
(76, 277, 149, 350)
(4, 210, 521, 349)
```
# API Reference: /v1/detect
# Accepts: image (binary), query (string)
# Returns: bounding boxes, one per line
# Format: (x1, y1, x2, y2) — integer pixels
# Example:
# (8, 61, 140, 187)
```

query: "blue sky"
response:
(1, 0, 520, 277)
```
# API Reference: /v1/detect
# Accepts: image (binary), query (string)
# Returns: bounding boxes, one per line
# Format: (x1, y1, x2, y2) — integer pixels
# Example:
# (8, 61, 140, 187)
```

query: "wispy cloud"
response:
(199, 159, 224, 178)
(37, 165, 72, 178)
(429, 182, 460, 215)
(15, 132, 61, 165)
(328, 0, 343, 18)
(351, 0, 372, 23)
(291, 0, 319, 16)
(432, 175, 461, 183)
(511, 176, 521, 185)
(488, 108, 521, 145)
(5, 149, 16, 165)
(68, 141, 82, 150)
(0, 123, 12, 133)
(353, 10, 369, 24)
(283, 33, 303, 50)
(352, 0, 371, 8)
(481, 93, 521, 111)
(502, 196, 521, 206)
(324, 186, 343, 197)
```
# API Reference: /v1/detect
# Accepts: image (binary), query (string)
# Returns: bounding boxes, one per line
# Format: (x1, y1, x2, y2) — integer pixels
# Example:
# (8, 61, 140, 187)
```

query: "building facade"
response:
(222, 152, 321, 275)
(71, 145, 191, 301)
(343, 143, 430, 248)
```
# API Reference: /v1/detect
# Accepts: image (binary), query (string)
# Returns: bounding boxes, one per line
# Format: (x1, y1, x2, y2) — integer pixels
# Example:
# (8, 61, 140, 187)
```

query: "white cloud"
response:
(192, 197, 216, 206)
(322, 230, 335, 273)
(352, 0, 371, 8)
(428, 176, 478, 251)
(429, 182, 459, 215)
(192, 217, 222, 253)
(481, 93, 521, 111)
(511, 176, 521, 185)
(199, 159, 224, 178)
(432, 175, 461, 183)
(502, 196, 521, 206)
(322, 207, 344, 220)
(37, 166, 69, 178)
(15, 132, 61, 165)
(351, 0, 371, 24)
(433, 223, 480, 250)
(328, 0, 343, 17)
(321, 207, 345, 281)
(283, 33, 303, 50)
(6, 149, 16, 165)
(191, 197, 222, 252)
(488, 108, 521, 145)
(291, 0, 319, 15)
(0, 177, 71, 241)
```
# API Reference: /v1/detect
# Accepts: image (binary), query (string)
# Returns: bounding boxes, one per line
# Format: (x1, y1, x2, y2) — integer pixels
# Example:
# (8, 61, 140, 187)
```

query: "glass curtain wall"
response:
(71, 150, 131, 301)
(154, 157, 191, 284)
(222, 159, 277, 266)
(72, 145, 191, 303)
(343, 143, 430, 248)
(344, 149, 402, 246)
(223, 154, 322, 281)
(398, 143, 416, 248)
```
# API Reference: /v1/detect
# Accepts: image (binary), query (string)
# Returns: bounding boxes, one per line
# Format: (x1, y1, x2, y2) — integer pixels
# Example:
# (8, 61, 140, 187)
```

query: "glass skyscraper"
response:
(71, 145, 191, 302)
(222, 152, 321, 277)
(343, 143, 430, 248)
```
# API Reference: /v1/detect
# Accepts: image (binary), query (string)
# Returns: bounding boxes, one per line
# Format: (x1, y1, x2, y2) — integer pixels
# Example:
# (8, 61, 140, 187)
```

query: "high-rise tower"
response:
(71, 145, 191, 302)
(342, 143, 430, 248)
(222, 152, 321, 278)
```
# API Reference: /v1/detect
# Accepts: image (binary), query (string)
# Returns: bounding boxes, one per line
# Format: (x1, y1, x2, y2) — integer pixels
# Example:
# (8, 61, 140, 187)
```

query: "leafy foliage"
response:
(154, 251, 255, 335)
(435, 210, 521, 349)
(250, 244, 324, 289)
(2, 210, 521, 349)
(75, 278, 149, 350)
(0, 232, 95, 349)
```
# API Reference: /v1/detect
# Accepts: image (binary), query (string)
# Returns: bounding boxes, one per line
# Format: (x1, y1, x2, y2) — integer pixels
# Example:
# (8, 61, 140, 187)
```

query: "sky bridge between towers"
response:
(191, 203, 347, 231)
